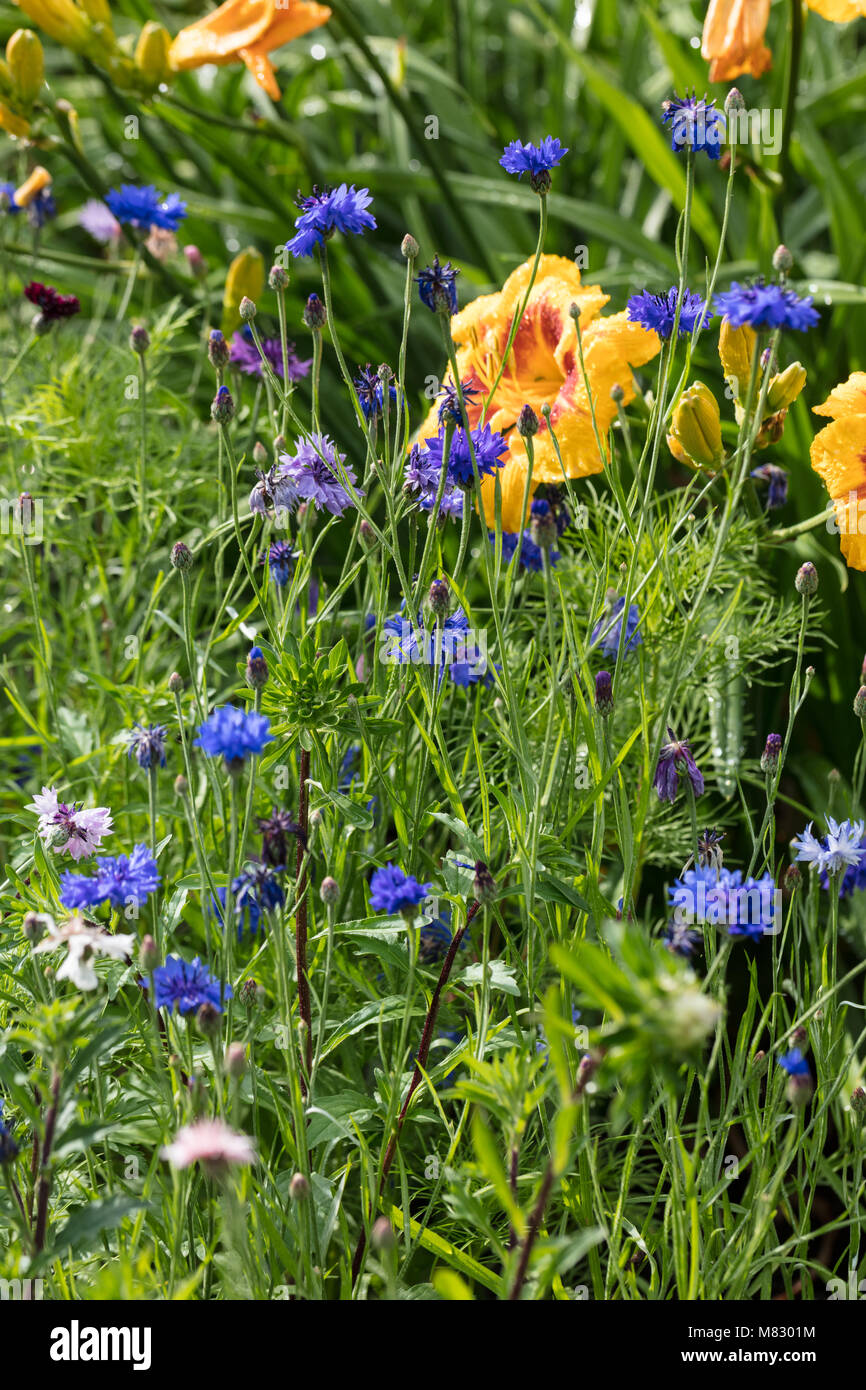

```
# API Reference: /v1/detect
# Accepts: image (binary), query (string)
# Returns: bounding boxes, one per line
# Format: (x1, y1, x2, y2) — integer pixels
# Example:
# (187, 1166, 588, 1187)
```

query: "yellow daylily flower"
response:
(807, 0, 866, 19)
(701, 0, 772, 83)
(11, 0, 91, 50)
(809, 373, 866, 570)
(417, 255, 660, 530)
(169, 0, 332, 101)
(222, 246, 265, 336)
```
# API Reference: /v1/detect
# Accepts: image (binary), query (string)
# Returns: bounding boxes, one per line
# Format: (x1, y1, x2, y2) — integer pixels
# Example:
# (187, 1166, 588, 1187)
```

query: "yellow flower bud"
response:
(718, 318, 756, 404)
(222, 247, 265, 337)
(0, 99, 29, 138)
(14, 165, 52, 208)
(7, 29, 44, 105)
(77, 0, 111, 24)
(766, 361, 806, 414)
(669, 382, 724, 471)
(134, 21, 171, 85)
(13, 0, 91, 50)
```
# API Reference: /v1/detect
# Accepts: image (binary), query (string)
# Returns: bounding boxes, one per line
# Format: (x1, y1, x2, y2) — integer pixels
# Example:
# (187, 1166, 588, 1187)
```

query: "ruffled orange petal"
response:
(809, 416, 866, 498)
(812, 372, 866, 419)
(169, 0, 274, 70)
(702, 0, 772, 82)
(239, 1, 331, 93)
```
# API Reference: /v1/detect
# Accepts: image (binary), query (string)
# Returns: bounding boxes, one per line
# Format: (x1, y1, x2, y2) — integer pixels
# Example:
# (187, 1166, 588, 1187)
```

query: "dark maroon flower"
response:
(24, 281, 80, 321)
(654, 727, 704, 804)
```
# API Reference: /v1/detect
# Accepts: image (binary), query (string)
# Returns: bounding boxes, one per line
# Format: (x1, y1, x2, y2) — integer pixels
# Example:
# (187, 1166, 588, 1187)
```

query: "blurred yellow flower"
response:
(222, 246, 265, 336)
(807, 0, 866, 18)
(809, 373, 866, 570)
(169, 0, 331, 100)
(14, 164, 51, 206)
(701, 0, 771, 83)
(417, 255, 660, 530)
(717, 316, 805, 448)
(12, 0, 91, 50)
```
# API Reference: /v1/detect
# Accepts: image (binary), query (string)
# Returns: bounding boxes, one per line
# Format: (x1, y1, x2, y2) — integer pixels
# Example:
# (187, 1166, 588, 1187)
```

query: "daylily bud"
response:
(222, 247, 264, 337)
(7, 30, 43, 105)
(766, 362, 806, 414)
(668, 382, 723, 471)
(134, 22, 171, 86)
(13, 164, 50, 209)
(18, 0, 89, 49)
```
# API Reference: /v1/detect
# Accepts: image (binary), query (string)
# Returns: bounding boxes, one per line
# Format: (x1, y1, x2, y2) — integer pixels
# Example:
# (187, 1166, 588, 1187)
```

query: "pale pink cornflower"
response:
(161, 1119, 256, 1176)
(26, 786, 113, 860)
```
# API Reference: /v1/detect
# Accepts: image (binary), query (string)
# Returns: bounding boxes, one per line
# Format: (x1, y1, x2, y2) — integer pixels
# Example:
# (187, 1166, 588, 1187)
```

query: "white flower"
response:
(161, 1119, 256, 1174)
(26, 786, 113, 861)
(824, 817, 865, 876)
(661, 979, 722, 1050)
(32, 915, 135, 990)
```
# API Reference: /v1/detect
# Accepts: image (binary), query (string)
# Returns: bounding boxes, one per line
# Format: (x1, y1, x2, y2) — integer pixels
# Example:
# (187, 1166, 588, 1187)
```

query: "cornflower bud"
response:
(795, 562, 818, 597)
(170, 541, 193, 571)
(760, 732, 782, 774)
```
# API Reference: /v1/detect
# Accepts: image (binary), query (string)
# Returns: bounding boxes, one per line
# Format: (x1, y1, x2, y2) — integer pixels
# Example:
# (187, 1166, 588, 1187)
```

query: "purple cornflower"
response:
(127, 723, 168, 770)
(229, 326, 311, 381)
(354, 363, 397, 421)
(78, 199, 121, 244)
(382, 606, 485, 688)
(264, 540, 297, 586)
(276, 434, 361, 517)
(59, 843, 159, 911)
(422, 423, 508, 490)
(714, 279, 819, 332)
(153, 955, 228, 1014)
(668, 864, 778, 941)
(499, 136, 568, 192)
(287, 183, 376, 258)
(437, 379, 480, 425)
(626, 287, 711, 339)
(106, 184, 187, 231)
(750, 463, 788, 510)
(24, 281, 79, 322)
(663, 922, 703, 958)
(492, 526, 560, 573)
(369, 864, 431, 916)
(416, 256, 459, 315)
(258, 807, 302, 867)
(194, 705, 273, 766)
(589, 590, 641, 657)
(662, 93, 724, 159)
(654, 727, 704, 804)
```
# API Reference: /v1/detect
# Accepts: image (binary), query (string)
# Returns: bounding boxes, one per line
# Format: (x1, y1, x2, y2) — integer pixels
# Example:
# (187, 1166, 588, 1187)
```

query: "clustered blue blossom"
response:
(626, 287, 711, 340)
(106, 184, 187, 231)
(662, 93, 724, 159)
(437, 379, 480, 425)
(590, 592, 642, 657)
(499, 136, 568, 191)
(59, 844, 160, 910)
(714, 279, 819, 332)
(667, 864, 778, 942)
(421, 423, 508, 490)
(287, 183, 376, 258)
(216, 862, 285, 939)
(264, 540, 297, 587)
(416, 256, 460, 315)
(354, 364, 398, 422)
(382, 606, 493, 688)
(127, 723, 168, 770)
(369, 864, 431, 915)
(277, 434, 361, 517)
(153, 955, 228, 1014)
(779, 1048, 810, 1077)
(194, 705, 273, 765)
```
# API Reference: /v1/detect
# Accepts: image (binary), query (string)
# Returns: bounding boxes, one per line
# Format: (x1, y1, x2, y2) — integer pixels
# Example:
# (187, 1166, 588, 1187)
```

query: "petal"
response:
(719, 318, 757, 394)
(702, 0, 772, 82)
(809, 416, 866, 497)
(238, 1, 331, 94)
(812, 371, 866, 419)
(479, 438, 539, 530)
(806, 0, 866, 19)
(168, 0, 274, 69)
(838, 493, 866, 571)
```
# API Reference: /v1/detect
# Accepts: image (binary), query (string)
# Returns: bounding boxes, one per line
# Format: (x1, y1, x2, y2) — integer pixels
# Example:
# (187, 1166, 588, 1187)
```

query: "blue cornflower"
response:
(500, 136, 568, 192)
(419, 909, 470, 964)
(423, 423, 508, 490)
(714, 279, 819, 333)
(662, 93, 723, 159)
(663, 922, 703, 958)
(794, 817, 866, 878)
(127, 723, 168, 770)
(25, 189, 56, 229)
(106, 184, 187, 231)
(194, 705, 273, 766)
(276, 434, 361, 517)
(416, 256, 459, 315)
(654, 728, 704, 805)
(667, 864, 778, 940)
(627, 287, 711, 340)
(153, 955, 228, 1014)
(589, 590, 641, 657)
(354, 364, 397, 422)
(420, 486, 464, 520)
(0, 1100, 18, 1164)
(216, 862, 285, 940)
(403, 444, 464, 521)
(0, 183, 19, 213)
(779, 1048, 810, 1077)
(287, 183, 376, 258)
(370, 864, 432, 916)
(437, 379, 480, 425)
(265, 540, 297, 587)
(750, 463, 788, 511)
(491, 527, 560, 574)
(59, 844, 159, 911)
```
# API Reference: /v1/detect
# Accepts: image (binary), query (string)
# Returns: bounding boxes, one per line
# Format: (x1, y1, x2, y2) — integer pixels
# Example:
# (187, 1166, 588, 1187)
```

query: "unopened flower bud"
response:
(854, 687, 866, 719)
(252, 441, 268, 467)
(766, 361, 806, 414)
(427, 577, 449, 618)
(784, 863, 801, 894)
(225, 1042, 246, 1079)
(517, 404, 539, 438)
(289, 1172, 310, 1201)
(173, 774, 188, 799)
(529, 500, 557, 550)
(140, 934, 159, 972)
(22, 911, 47, 944)
(360, 518, 376, 544)
(610, 382, 625, 404)
(268, 264, 289, 291)
(787, 1074, 813, 1107)
(238, 295, 256, 322)
(129, 324, 149, 355)
(134, 20, 171, 85)
(303, 292, 327, 329)
(170, 541, 193, 571)
(371, 1216, 395, 1251)
(196, 1001, 221, 1038)
(772, 244, 793, 275)
(211, 384, 235, 423)
(245, 645, 269, 690)
(239, 977, 260, 1010)
(595, 669, 614, 717)
(851, 1086, 866, 1122)
(319, 875, 339, 906)
(7, 29, 45, 106)
(184, 244, 207, 279)
(725, 87, 745, 116)
(401, 233, 420, 260)
(760, 732, 782, 774)
(795, 562, 818, 597)
(668, 382, 723, 471)
(207, 328, 230, 370)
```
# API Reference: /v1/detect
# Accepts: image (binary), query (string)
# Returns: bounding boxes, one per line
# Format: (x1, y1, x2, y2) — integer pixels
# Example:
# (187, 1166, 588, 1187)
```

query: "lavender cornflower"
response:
(218, 862, 285, 939)
(369, 864, 431, 917)
(663, 922, 703, 958)
(714, 279, 819, 332)
(194, 705, 273, 767)
(422, 423, 508, 490)
(59, 844, 159, 911)
(276, 434, 361, 517)
(662, 93, 724, 159)
(416, 255, 460, 315)
(27, 786, 113, 861)
(697, 827, 725, 871)
(249, 465, 298, 517)
(626, 287, 711, 339)
(654, 728, 704, 804)
(229, 326, 311, 381)
(589, 590, 641, 657)
(127, 723, 168, 770)
(79, 199, 121, 245)
(499, 136, 568, 192)
(153, 955, 228, 1014)
(287, 183, 376, 258)
(106, 184, 187, 231)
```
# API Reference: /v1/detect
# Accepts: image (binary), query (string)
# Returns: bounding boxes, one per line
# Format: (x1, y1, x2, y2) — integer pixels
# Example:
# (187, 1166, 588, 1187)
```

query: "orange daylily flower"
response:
(168, 0, 331, 101)
(417, 255, 661, 531)
(809, 372, 866, 570)
(701, 0, 772, 83)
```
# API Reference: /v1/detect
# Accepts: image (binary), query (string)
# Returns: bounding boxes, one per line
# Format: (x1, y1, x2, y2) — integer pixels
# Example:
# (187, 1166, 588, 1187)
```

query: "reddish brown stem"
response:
(33, 1070, 60, 1254)
(296, 746, 312, 1084)
(350, 897, 481, 1287)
